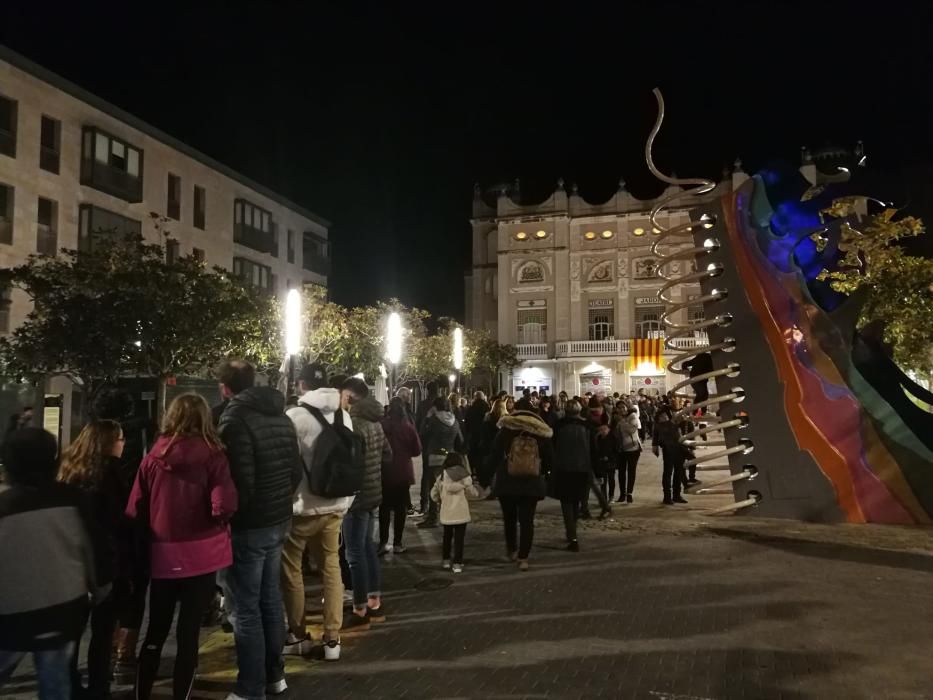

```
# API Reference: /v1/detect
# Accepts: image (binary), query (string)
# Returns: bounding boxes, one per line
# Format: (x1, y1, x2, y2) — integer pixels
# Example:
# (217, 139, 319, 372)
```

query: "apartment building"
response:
(0, 45, 330, 440)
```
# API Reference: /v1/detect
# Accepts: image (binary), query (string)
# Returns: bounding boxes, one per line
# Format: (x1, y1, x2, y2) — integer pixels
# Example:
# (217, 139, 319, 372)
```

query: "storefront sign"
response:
(635, 296, 661, 305)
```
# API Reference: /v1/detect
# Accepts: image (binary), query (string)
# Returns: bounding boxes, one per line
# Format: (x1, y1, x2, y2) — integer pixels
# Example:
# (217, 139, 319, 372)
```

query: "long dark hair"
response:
(386, 397, 410, 423)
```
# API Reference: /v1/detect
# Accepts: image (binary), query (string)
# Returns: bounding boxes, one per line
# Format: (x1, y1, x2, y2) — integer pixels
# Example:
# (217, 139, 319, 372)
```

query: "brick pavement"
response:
(5, 451, 933, 699)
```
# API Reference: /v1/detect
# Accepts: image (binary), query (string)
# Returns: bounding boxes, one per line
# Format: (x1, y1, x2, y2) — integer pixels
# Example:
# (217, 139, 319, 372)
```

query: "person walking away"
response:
(591, 404, 618, 508)
(418, 397, 463, 528)
(58, 420, 133, 699)
(216, 360, 302, 700)
(653, 409, 689, 505)
(463, 392, 489, 482)
(582, 399, 612, 520)
(538, 395, 559, 434)
(615, 405, 642, 504)
(477, 398, 507, 492)
(341, 379, 391, 629)
(552, 401, 591, 551)
(431, 452, 478, 572)
(281, 364, 355, 662)
(126, 394, 237, 700)
(486, 410, 555, 570)
(0, 428, 111, 700)
(379, 397, 421, 555)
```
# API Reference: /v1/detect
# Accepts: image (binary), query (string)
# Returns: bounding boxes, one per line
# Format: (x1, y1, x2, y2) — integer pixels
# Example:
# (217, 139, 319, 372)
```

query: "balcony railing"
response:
(234, 223, 275, 255)
(516, 343, 548, 360)
(542, 334, 710, 359)
(80, 157, 143, 202)
(303, 254, 331, 277)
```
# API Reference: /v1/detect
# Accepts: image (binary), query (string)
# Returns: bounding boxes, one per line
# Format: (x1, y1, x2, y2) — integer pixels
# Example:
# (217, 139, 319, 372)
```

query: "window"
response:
(0, 183, 12, 244)
(517, 307, 547, 344)
(39, 116, 61, 174)
(37, 197, 57, 256)
(165, 238, 180, 264)
(287, 229, 295, 263)
(78, 204, 141, 252)
(688, 304, 705, 325)
(167, 173, 181, 220)
(271, 222, 279, 258)
(0, 95, 16, 158)
(193, 247, 205, 263)
(80, 127, 143, 202)
(233, 199, 275, 254)
(193, 185, 206, 229)
(0, 285, 10, 333)
(302, 231, 329, 275)
(233, 257, 273, 290)
(635, 305, 664, 339)
(588, 302, 615, 340)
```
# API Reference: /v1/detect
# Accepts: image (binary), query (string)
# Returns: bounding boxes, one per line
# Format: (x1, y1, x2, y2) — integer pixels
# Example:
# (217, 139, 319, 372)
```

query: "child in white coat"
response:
(431, 454, 479, 573)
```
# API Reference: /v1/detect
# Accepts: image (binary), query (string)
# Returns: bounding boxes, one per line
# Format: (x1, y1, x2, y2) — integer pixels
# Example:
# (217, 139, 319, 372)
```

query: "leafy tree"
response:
(818, 208, 933, 374)
(0, 232, 283, 413)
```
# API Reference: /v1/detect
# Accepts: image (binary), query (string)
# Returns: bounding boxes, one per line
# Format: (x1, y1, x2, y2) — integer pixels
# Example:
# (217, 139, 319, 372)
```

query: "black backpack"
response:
(301, 404, 366, 498)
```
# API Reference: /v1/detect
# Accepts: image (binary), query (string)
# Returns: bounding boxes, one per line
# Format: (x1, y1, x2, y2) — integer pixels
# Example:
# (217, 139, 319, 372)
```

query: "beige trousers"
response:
(280, 512, 344, 639)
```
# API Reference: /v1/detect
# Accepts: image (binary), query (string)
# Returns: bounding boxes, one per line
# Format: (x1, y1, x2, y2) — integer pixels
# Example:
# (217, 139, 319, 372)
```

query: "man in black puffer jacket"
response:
(217, 359, 301, 700)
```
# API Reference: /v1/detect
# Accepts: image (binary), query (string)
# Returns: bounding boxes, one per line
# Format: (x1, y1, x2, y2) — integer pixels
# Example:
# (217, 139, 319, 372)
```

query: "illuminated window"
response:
(515, 231, 528, 241)
(517, 307, 547, 344)
(534, 230, 547, 239)
(633, 227, 646, 236)
(584, 231, 597, 240)
(601, 230, 614, 239)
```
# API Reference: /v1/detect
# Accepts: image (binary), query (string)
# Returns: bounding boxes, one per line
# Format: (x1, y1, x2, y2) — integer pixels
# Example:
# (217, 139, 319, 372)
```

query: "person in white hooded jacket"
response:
(280, 364, 353, 662)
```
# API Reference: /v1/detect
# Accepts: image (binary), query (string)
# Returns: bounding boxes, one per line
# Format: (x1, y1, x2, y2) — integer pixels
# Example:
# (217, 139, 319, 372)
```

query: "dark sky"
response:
(5, 2, 933, 318)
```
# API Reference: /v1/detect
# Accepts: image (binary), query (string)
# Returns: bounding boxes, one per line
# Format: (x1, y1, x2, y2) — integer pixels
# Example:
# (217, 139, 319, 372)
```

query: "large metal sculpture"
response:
(646, 89, 933, 524)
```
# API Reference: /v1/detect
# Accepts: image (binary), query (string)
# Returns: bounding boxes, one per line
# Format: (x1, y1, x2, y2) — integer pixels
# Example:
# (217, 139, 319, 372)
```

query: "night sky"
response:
(4, 2, 933, 319)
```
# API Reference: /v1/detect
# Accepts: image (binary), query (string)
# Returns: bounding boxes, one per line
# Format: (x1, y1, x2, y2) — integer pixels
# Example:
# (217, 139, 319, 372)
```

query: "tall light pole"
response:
(452, 326, 464, 394)
(285, 289, 302, 396)
(386, 311, 403, 398)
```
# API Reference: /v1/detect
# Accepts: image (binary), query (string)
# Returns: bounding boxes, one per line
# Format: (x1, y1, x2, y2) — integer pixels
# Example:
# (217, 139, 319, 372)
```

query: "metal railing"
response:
(515, 343, 548, 360)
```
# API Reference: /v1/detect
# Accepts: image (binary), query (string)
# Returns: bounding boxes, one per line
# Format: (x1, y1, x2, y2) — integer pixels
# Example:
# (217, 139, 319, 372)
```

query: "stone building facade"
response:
(465, 175, 743, 397)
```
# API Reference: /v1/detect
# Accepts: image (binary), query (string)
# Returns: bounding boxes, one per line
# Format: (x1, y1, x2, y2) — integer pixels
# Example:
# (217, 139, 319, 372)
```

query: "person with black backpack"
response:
(281, 364, 362, 663)
(486, 410, 555, 571)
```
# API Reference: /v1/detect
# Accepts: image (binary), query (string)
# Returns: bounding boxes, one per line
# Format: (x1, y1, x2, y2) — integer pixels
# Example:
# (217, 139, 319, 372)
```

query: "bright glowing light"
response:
(584, 231, 597, 240)
(581, 362, 606, 374)
(285, 289, 302, 355)
(452, 327, 464, 371)
(703, 238, 717, 249)
(520, 366, 545, 381)
(635, 361, 664, 375)
(601, 230, 614, 239)
(633, 227, 646, 236)
(352, 372, 365, 380)
(707, 262, 718, 271)
(700, 213, 715, 229)
(134, 340, 142, 348)
(535, 230, 547, 239)
(453, 328, 463, 372)
(516, 231, 528, 240)
(386, 312, 403, 365)
(379, 363, 388, 379)
(652, 227, 661, 234)
(448, 373, 456, 384)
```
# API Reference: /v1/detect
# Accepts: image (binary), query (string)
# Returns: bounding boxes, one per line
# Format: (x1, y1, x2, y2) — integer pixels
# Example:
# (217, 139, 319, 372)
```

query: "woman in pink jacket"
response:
(126, 393, 237, 700)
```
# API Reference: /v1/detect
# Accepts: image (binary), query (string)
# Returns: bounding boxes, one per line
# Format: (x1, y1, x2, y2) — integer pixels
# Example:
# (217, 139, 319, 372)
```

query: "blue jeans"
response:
(342, 509, 381, 609)
(0, 643, 75, 700)
(221, 523, 288, 700)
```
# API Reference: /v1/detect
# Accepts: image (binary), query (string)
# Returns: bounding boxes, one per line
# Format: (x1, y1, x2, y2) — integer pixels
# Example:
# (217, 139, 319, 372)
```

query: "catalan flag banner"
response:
(630, 338, 663, 373)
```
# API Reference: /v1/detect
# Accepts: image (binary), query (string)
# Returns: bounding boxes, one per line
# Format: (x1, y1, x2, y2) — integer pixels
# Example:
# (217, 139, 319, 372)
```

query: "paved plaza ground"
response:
(5, 449, 933, 699)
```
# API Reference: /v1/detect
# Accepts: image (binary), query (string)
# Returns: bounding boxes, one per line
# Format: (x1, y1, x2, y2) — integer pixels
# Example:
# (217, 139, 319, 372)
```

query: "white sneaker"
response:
(452, 563, 463, 574)
(323, 638, 341, 661)
(442, 560, 451, 570)
(378, 543, 393, 555)
(282, 634, 311, 656)
(266, 678, 288, 695)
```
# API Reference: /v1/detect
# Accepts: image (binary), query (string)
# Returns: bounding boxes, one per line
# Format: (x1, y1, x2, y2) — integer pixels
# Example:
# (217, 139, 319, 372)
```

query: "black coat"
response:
(218, 386, 302, 530)
(350, 397, 392, 512)
(488, 411, 555, 500)
(553, 416, 591, 474)
(464, 399, 489, 450)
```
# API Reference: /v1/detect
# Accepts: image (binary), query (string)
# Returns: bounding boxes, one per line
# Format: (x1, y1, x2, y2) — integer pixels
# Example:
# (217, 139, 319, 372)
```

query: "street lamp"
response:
(452, 326, 464, 393)
(285, 289, 302, 395)
(386, 311, 403, 397)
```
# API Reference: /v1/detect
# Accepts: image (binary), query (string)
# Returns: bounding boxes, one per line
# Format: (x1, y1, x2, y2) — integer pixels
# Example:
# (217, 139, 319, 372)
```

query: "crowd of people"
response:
(0, 362, 703, 700)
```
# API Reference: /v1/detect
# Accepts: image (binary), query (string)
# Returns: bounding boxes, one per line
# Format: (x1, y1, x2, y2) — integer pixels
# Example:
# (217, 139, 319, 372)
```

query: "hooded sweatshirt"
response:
(126, 435, 237, 579)
(218, 386, 302, 530)
(349, 396, 392, 512)
(286, 387, 354, 517)
(421, 410, 463, 458)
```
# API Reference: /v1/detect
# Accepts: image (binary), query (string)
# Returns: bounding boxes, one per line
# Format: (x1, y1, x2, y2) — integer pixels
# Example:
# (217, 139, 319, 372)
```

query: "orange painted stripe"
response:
(723, 188, 865, 523)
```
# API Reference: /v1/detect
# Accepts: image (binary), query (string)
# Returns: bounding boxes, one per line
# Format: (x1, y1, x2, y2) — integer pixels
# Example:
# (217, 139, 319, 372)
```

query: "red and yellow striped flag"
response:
(630, 338, 663, 372)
